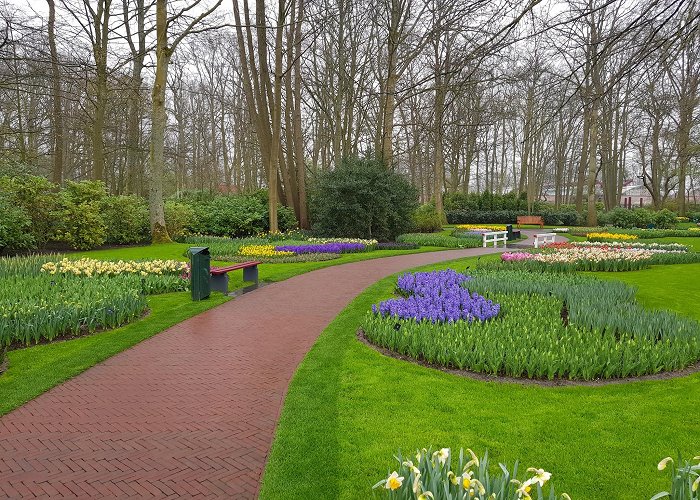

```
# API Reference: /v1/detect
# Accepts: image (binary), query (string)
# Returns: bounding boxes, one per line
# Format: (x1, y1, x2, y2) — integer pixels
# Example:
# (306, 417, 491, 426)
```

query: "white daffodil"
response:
(412, 473, 422, 494)
(433, 448, 450, 466)
(658, 457, 674, 471)
(384, 471, 404, 491)
(515, 479, 533, 499)
(527, 468, 552, 486)
(466, 448, 480, 467)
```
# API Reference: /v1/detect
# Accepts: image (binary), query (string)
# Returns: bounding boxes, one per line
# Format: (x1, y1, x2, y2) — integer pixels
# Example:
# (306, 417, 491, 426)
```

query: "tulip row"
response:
(499, 244, 700, 272)
(586, 232, 638, 241)
(363, 269, 700, 380)
(373, 447, 568, 500)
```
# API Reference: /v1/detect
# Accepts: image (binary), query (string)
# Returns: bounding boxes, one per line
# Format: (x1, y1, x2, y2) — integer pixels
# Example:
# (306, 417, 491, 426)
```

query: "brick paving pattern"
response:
(0, 246, 512, 498)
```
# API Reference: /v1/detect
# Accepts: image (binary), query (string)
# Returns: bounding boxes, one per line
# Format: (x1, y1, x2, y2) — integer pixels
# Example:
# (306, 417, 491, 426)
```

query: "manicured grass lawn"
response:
(0, 244, 441, 415)
(260, 258, 700, 500)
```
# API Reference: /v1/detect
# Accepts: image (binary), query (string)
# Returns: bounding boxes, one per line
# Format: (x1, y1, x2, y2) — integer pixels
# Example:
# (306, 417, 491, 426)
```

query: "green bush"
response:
(100, 195, 150, 245)
(689, 211, 700, 223)
(0, 174, 60, 246)
(53, 197, 107, 250)
(654, 208, 678, 229)
(165, 201, 195, 240)
(0, 195, 35, 254)
(309, 157, 418, 241)
(185, 194, 297, 237)
(601, 207, 654, 228)
(412, 204, 443, 233)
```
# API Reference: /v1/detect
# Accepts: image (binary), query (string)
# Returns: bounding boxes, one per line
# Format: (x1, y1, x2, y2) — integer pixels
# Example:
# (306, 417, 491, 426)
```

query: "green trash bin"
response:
(188, 247, 211, 301)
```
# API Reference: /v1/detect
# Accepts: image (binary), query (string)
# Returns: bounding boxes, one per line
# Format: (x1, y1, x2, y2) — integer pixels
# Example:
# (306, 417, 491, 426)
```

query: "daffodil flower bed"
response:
(587, 232, 638, 241)
(363, 269, 700, 380)
(238, 244, 295, 258)
(307, 237, 378, 248)
(1, 255, 189, 347)
(654, 455, 700, 500)
(40, 258, 188, 277)
(456, 224, 508, 231)
(373, 447, 569, 500)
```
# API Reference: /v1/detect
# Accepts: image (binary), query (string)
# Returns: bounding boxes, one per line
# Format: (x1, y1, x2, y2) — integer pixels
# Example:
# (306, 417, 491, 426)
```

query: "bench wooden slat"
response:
(210, 261, 261, 275)
(516, 215, 544, 228)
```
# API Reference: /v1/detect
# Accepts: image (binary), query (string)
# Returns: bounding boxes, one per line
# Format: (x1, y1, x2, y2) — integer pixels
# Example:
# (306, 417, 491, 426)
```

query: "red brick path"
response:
(0, 247, 503, 499)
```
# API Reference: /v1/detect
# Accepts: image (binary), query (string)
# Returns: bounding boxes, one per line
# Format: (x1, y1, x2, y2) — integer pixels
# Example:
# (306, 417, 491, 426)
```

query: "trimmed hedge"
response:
(446, 209, 581, 226)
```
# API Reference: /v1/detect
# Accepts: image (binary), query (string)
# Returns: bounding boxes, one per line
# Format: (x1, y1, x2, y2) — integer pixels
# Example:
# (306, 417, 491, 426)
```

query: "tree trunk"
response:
(47, 0, 64, 185)
(149, 0, 171, 243)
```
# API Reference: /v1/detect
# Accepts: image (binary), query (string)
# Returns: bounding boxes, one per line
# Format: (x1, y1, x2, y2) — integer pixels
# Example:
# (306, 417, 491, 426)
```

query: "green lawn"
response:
(0, 243, 442, 415)
(260, 258, 700, 500)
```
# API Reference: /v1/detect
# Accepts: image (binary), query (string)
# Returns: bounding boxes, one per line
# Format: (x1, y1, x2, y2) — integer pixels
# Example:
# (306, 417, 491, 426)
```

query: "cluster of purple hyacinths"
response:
(275, 243, 366, 254)
(372, 269, 500, 323)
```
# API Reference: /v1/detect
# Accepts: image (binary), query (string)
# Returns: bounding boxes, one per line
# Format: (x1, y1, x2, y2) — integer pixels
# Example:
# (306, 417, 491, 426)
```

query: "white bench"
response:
(534, 233, 556, 248)
(482, 231, 508, 248)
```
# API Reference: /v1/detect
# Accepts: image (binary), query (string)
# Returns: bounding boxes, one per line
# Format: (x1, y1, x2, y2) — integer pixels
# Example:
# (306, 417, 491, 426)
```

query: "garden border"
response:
(356, 329, 700, 387)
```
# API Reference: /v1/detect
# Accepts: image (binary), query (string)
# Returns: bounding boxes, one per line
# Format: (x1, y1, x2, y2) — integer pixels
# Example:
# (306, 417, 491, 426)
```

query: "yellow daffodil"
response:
(448, 471, 458, 485)
(692, 475, 699, 492)
(417, 492, 434, 500)
(658, 457, 673, 470)
(384, 471, 404, 490)
(461, 470, 473, 489)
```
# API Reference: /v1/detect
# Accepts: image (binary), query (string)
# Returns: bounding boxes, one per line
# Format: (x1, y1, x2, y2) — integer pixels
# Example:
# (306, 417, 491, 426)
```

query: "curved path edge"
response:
(0, 244, 515, 499)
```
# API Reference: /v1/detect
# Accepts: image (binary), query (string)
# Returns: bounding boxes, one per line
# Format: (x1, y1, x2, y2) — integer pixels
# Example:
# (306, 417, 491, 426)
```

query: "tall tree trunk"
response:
(149, 0, 171, 243)
(47, 0, 64, 185)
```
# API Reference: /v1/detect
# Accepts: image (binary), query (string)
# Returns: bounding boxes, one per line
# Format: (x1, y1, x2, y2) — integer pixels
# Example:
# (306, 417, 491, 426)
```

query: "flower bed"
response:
(587, 232, 638, 242)
(455, 224, 507, 231)
(397, 233, 481, 248)
(372, 270, 499, 323)
(1, 255, 190, 347)
(570, 227, 700, 238)
(41, 258, 188, 277)
(363, 269, 700, 380)
(275, 242, 367, 254)
(238, 244, 294, 258)
(307, 237, 378, 248)
(373, 447, 568, 500)
(497, 242, 699, 272)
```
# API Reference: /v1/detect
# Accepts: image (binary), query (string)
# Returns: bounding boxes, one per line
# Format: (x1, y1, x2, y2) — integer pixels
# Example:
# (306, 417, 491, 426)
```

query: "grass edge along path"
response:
(0, 245, 443, 416)
(259, 258, 700, 500)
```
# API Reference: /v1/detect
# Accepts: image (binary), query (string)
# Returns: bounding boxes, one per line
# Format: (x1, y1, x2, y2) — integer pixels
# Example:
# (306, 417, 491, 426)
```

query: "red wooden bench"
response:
(210, 261, 261, 294)
(516, 215, 544, 228)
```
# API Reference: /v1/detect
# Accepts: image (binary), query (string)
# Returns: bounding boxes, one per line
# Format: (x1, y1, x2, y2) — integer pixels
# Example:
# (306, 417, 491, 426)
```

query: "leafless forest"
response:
(1, 0, 698, 234)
